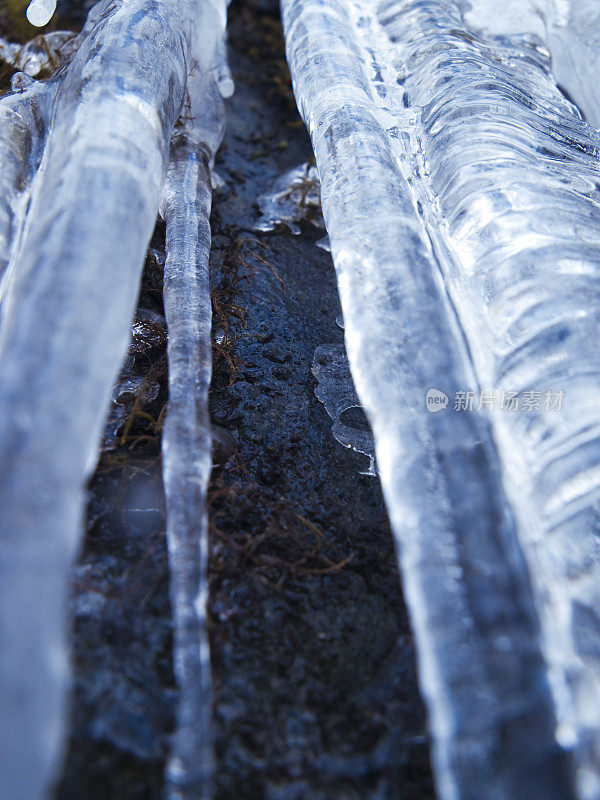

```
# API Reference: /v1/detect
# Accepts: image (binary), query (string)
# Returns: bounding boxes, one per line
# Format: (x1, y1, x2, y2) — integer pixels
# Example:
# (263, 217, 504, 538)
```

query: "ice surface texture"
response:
(463, 0, 600, 129)
(0, 2, 227, 799)
(282, 0, 600, 797)
(312, 343, 377, 475)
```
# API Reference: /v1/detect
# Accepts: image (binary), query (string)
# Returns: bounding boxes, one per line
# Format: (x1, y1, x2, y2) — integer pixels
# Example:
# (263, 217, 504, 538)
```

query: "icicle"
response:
(160, 70, 225, 800)
(26, 0, 57, 28)
(0, 1, 229, 798)
(281, 0, 583, 797)
(375, 3, 600, 795)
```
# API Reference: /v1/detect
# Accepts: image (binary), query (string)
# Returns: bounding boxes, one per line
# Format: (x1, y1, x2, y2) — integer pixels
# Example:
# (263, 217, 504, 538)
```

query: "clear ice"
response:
(3, 0, 600, 798)
(254, 161, 323, 234)
(281, 0, 600, 797)
(160, 69, 225, 800)
(0, 1, 229, 798)
(312, 343, 377, 476)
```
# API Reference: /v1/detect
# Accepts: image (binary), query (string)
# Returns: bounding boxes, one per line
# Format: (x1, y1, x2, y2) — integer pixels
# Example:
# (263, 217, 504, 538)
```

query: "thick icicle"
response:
(0, 1, 228, 798)
(369, 3, 600, 796)
(160, 71, 225, 800)
(281, 0, 586, 797)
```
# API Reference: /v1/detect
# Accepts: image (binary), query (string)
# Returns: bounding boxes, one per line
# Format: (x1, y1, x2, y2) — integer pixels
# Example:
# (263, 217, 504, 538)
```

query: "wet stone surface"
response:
(0, 1, 433, 798)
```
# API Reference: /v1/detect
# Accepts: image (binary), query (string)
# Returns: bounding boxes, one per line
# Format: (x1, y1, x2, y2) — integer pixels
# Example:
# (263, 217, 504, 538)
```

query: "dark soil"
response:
(2, 1, 435, 797)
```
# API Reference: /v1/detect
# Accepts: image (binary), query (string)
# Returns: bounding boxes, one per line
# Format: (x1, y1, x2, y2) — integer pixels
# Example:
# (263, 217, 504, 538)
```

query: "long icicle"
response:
(371, 2, 600, 794)
(160, 70, 225, 800)
(0, 2, 228, 798)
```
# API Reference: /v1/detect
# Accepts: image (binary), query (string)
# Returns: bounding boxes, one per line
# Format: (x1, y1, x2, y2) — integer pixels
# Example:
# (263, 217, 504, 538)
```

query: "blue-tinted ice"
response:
(2, 0, 600, 798)
(282, 0, 600, 797)
(0, 1, 228, 798)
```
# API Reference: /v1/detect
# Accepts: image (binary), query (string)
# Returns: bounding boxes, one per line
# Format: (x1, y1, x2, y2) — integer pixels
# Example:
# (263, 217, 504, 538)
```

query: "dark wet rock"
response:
(263, 347, 291, 364)
(55, 0, 95, 24)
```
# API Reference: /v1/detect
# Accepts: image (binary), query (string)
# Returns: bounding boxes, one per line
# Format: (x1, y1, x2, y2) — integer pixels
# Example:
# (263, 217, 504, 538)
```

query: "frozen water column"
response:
(161, 71, 225, 800)
(373, 1, 600, 795)
(281, 0, 575, 798)
(0, 1, 226, 798)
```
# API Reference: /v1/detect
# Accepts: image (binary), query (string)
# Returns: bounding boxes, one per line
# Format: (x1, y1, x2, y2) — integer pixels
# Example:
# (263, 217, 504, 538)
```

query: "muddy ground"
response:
(1, 1, 435, 797)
